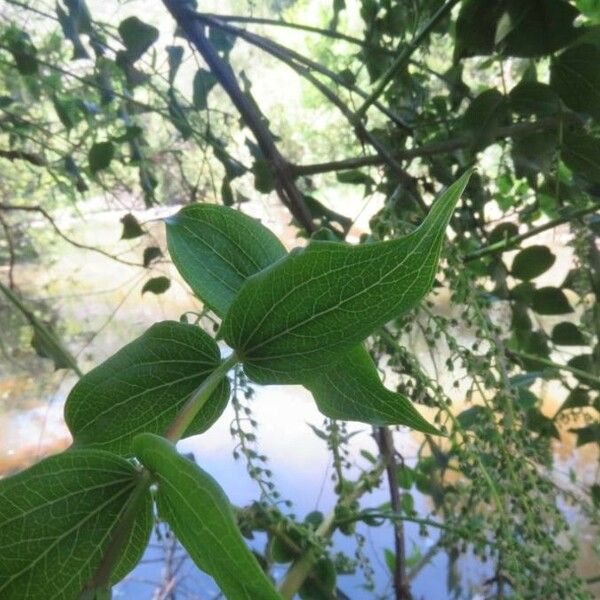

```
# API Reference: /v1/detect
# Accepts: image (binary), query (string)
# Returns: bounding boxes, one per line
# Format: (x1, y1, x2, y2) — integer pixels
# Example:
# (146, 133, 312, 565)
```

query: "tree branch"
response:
(0, 204, 144, 267)
(196, 13, 412, 132)
(163, 0, 316, 234)
(376, 427, 412, 600)
(354, 0, 460, 120)
(0, 148, 47, 166)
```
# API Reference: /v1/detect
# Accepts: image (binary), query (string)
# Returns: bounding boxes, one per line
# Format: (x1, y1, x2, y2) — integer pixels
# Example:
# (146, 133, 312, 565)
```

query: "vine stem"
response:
(84, 352, 238, 593)
(165, 352, 238, 442)
(278, 461, 387, 598)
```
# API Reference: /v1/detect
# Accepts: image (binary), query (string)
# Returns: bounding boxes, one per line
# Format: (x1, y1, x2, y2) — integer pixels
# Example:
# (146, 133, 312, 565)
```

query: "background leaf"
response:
(141, 276, 170, 295)
(118, 17, 158, 63)
(0, 449, 152, 600)
(133, 434, 284, 600)
(65, 321, 230, 456)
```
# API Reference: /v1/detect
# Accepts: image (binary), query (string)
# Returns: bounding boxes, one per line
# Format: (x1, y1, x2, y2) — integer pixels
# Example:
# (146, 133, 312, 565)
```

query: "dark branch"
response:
(0, 148, 46, 166)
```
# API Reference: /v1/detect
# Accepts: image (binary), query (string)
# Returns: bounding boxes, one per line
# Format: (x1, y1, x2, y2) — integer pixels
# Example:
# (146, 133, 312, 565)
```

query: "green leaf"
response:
(193, 68, 217, 110)
(118, 17, 159, 63)
(299, 557, 336, 600)
(558, 388, 590, 413)
(551, 43, 600, 120)
(509, 81, 561, 117)
(569, 423, 600, 447)
(4, 27, 38, 75)
(489, 222, 519, 245)
(120, 213, 145, 239)
(0, 449, 152, 599)
(141, 276, 171, 295)
(143, 246, 162, 268)
(133, 434, 284, 600)
(166, 45, 184, 84)
(65, 321, 230, 456)
(462, 90, 509, 152)
(456, 405, 490, 430)
(303, 345, 440, 434)
(166, 203, 287, 318)
(511, 245, 556, 280)
(89, 141, 115, 174)
(552, 322, 586, 345)
(454, 0, 504, 60)
(532, 287, 573, 315)
(56, 2, 90, 60)
(562, 130, 600, 186)
(496, 0, 579, 57)
(525, 408, 560, 439)
(221, 171, 472, 383)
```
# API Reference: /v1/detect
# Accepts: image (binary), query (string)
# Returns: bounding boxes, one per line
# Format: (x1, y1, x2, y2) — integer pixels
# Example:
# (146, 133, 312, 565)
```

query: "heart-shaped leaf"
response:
(133, 434, 284, 600)
(65, 321, 230, 456)
(222, 171, 472, 383)
(0, 449, 152, 599)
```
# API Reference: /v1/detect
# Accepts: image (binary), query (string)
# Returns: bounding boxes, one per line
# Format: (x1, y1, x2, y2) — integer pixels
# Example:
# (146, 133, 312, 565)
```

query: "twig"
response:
(376, 427, 412, 600)
(354, 0, 460, 120)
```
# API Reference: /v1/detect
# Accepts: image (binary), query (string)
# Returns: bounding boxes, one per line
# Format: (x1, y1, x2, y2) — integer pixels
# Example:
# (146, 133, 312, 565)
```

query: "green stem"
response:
(278, 461, 386, 598)
(165, 352, 238, 442)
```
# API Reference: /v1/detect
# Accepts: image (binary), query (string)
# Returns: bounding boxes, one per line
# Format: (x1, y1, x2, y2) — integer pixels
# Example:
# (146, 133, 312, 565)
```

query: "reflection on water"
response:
(0, 203, 598, 598)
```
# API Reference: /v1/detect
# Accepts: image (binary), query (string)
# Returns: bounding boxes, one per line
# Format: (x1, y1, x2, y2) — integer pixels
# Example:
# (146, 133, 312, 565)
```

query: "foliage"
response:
(0, 0, 600, 599)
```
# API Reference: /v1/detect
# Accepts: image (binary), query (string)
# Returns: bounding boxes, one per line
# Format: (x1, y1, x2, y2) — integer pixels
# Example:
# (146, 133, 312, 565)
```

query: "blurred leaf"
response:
(551, 43, 600, 120)
(118, 17, 158, 62)
(141, 276, 171, 295)
(562, 130, 600, 185)
(193, 68, 217, 110)
(532, 287, 573, 315)
(511, 245, 556, 281)
(462, 89, 509, 152)
(569, 423, 600, 446)
(143, 246, 162, 268)
(120, 213, 145, 239)
(509, 81, 561, 117)
(166, 45, 184, 84)
(552, 322, 586, 345)
(89, 141, 115, 174)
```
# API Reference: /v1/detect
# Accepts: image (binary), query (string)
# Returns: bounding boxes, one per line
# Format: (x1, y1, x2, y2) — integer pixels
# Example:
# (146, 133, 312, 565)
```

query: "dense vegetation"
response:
(0, 0, 599, 598)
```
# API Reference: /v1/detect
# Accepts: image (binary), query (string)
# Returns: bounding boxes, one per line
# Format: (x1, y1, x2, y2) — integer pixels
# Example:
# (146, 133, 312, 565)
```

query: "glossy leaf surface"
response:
(134, 434, 283, 600)
(65, 321, 230, 456)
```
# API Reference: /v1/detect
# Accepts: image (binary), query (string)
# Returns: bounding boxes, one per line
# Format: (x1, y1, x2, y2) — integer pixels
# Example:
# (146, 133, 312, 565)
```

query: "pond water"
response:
(0, 202, 598, 599)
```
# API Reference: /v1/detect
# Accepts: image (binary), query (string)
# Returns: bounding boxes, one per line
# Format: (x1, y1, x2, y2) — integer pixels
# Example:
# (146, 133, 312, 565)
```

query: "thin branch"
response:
(0, 148, 47, 166)
(0, 203, 144, 267)
(196, 13, 412, 132)
(197, 13, 388, 50)
(163, 0, 316, 234)
(465, 202, 600, 261)
(291, 118, 559, 177)
(0, 213, 15, 289)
